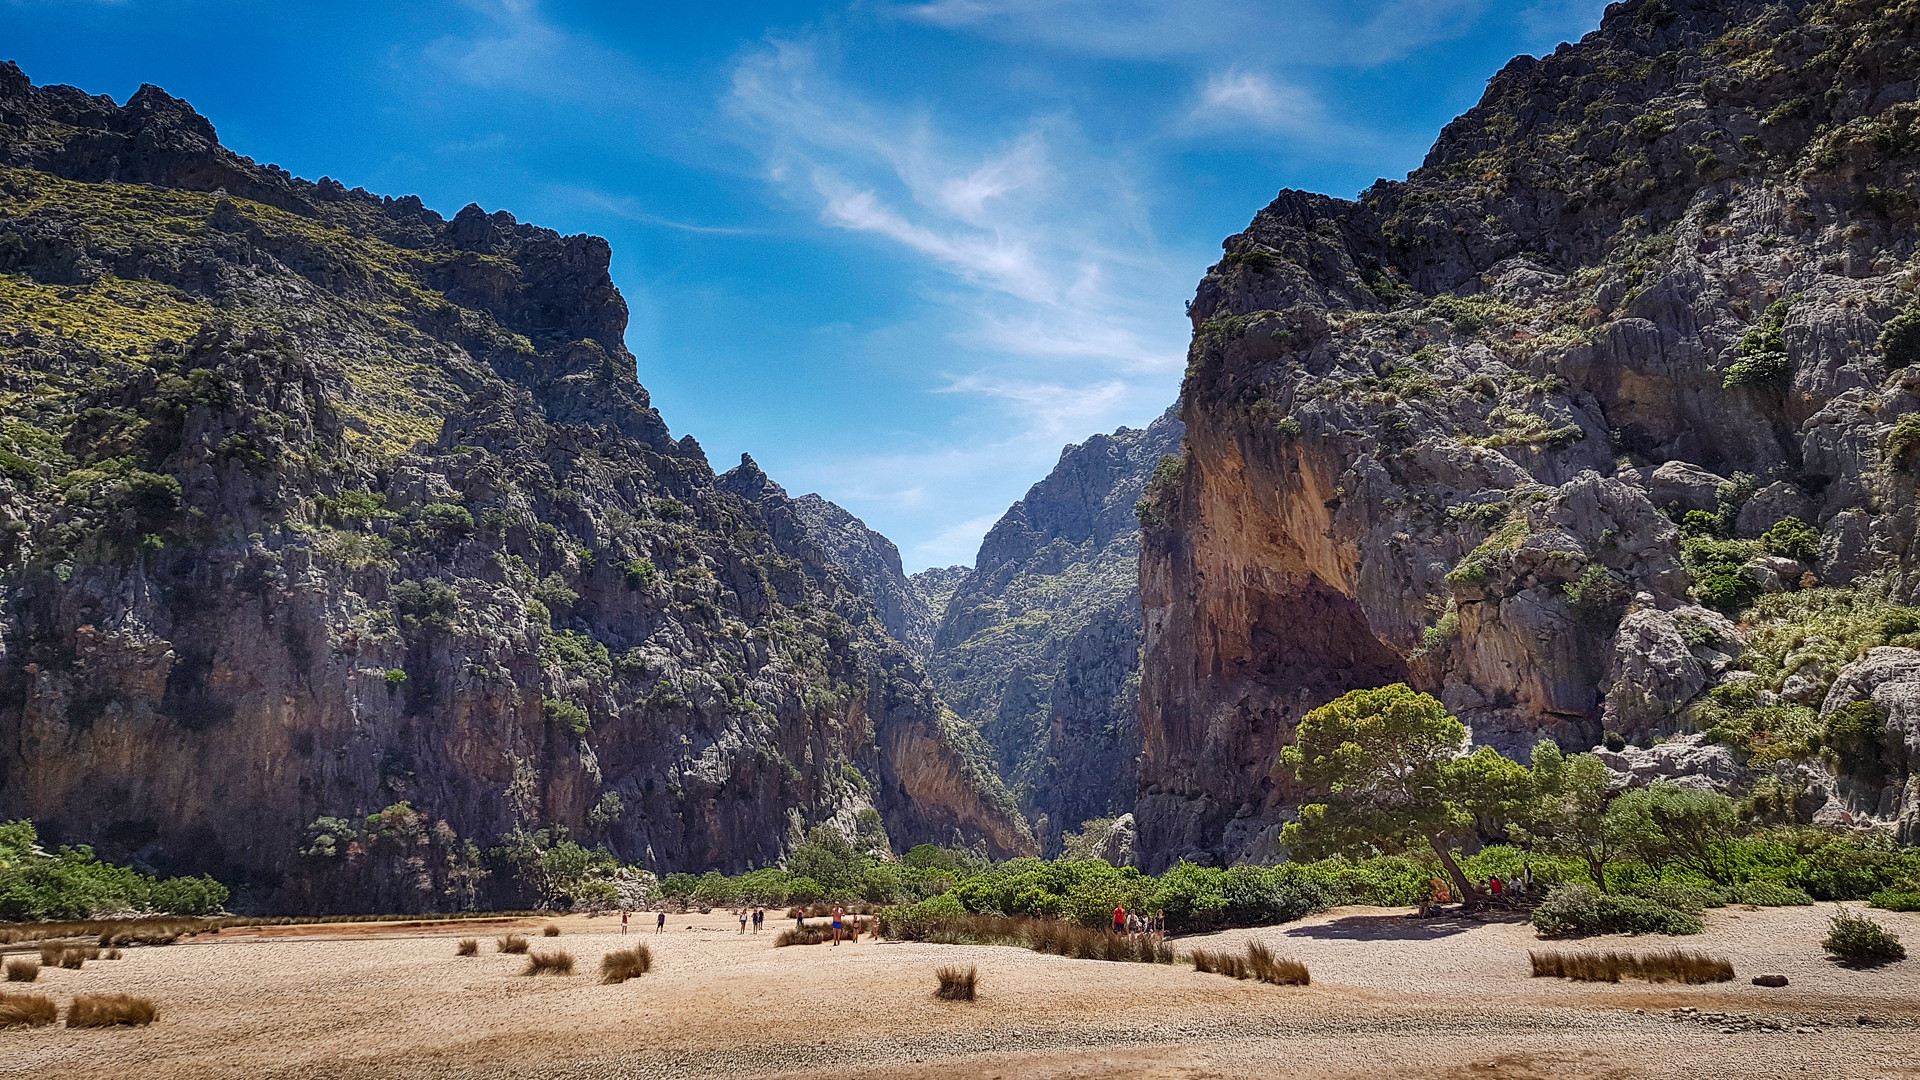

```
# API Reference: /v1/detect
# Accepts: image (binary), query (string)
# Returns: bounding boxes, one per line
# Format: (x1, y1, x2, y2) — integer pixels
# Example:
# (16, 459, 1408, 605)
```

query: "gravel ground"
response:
(4, 903, 1915, 1079)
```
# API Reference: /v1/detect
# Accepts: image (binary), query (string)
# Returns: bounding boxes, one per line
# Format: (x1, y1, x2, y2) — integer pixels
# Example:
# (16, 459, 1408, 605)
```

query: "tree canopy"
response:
(1280, 684, 1528, 906)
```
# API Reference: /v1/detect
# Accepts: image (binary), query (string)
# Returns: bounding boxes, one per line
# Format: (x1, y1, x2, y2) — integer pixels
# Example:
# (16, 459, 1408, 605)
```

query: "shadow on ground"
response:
(1283, 909, 1534, 941)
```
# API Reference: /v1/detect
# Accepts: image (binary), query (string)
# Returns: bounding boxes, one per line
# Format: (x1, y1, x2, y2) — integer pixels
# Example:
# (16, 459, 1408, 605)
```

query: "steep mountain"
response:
(928, 408, 1182, 851)
(788, 492, 943, 660)
(907, 565, 970, 639)
(0, 65, 1028, 912)
(1138, 0, 1920, 868)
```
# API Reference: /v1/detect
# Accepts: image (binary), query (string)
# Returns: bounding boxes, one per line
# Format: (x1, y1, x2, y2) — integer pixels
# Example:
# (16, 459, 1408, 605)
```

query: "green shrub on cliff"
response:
(0, 819, 228, 920)
(1879, 305, 1920, 370)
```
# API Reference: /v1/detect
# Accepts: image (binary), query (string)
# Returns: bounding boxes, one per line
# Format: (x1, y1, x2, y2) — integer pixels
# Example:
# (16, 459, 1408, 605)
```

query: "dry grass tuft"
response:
(0, 991, 56, 1027)
(455, 938, 478, 957)
(497, 934, 530, 955)
(775, 925, 830, 947)
(1530, 949, 1733, 984)
(66, 993, 158, 1027)
(523, 949, 574, 976)
(101, 948, 123, 960)
(600, 945, 652, 984)
(1246, 941, 1311, 986)
(1191, 943, 1309, 985)
(542, 923, 562, 937)
(3, 959, 36, 982)
(934, 964, 978, 1001)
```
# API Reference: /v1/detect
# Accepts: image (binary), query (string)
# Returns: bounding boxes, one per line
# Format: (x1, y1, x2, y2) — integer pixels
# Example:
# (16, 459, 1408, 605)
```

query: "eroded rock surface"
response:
(1138, 0, 1920, 868)
(0, 66, 1029, 910)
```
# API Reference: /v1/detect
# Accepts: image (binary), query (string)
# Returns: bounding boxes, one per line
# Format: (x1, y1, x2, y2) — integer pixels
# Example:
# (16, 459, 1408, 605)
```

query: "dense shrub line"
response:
(0, 820, 226, 921)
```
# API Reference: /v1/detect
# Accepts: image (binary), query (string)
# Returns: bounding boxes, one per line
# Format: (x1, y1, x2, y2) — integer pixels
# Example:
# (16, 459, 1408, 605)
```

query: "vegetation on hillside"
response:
(0, 820, 228, 921)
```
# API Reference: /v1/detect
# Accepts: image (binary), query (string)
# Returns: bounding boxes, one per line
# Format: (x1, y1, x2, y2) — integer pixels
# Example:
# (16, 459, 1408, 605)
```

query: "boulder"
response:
(1735, 481, 1815, 539)
(1593, 733, 1744, 793)
(1751, 974, 1789, 987)
(1817, 647, 1920, 844)
(1603, 608, 1737, 735)
(1648, 461, 1726, 515)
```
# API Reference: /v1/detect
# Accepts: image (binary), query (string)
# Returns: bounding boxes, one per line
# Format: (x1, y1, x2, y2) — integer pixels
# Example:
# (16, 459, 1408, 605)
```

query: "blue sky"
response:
(5, 0, 1610, 568)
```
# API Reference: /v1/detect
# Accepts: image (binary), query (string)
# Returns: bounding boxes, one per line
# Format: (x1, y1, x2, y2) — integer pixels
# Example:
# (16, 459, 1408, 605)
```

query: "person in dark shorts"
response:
(655, 911, 666, 934)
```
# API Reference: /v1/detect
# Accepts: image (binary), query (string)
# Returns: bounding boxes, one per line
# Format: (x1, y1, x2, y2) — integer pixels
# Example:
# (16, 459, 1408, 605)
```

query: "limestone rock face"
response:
(926, 408, 1182, 853)
(1593, 735, 1743, 794)
(0, 65, 1029, 911)
(1137, 0, 1920, 868)
(1818, 648, 1920, 842)
(788, 492, 942, 660)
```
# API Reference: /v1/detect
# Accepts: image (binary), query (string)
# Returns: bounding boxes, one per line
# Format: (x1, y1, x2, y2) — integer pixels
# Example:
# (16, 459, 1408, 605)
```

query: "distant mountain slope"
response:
(0, 64, 1028, 912)
(926, 408, 1183, 851)
(789, 492, 944, 660)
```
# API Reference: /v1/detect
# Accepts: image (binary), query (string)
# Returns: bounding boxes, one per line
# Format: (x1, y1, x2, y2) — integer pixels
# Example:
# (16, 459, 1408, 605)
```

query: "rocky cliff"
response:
(788, 493, 944, 660)
(927, 408, 1182, 852)
(0, 64, 1028, 912)
(1138, 0, 1920, 869)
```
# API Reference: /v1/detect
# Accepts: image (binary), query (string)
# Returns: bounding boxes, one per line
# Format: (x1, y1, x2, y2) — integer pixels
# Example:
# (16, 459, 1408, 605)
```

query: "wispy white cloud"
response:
(896, 0, 1484, 66)
(1192, 69, 1326, 136)
(422, 0, 659, 109)
(724, 35, 1190, 565)
(551, 185, 763, 235)
(728, 36, 1186, 370)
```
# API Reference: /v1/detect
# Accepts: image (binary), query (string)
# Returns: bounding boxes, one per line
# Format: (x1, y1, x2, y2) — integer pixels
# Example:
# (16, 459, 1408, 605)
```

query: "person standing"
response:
(739, 908, 749, 934)
(831, 904, 846, 946)
(621, 910, 629, 935)
(1112, 904, 1127, 935)
(752, 907, 762, 933)
(656, 910, 666, 934)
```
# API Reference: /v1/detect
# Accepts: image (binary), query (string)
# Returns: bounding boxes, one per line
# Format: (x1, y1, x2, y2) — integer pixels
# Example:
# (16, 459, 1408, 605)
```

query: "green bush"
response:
(542, 698, 590, 735)
(1531, 884, 1703, 938)
(1869, 888, 1920, 912)
(1797, 834, 1918, 900)
(1760, 517, 1818, 563)
(1725, 880, 1813, 907)
(1723, 299, 1792, 389)
(1889, 413, 1920, 470)
(1881, 306, 1920, 370)
(1629, 881, 1727, 913)
(1823, 909, 1906, 965)
(418, 502, 474, 537)
(1296, 855, 1432, 906)
(0, 820, 228, 919)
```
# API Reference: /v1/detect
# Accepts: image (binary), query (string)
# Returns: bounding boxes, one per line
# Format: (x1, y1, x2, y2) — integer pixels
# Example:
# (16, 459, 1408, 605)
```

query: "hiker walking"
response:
(655, 911, 666, 934)
(831, 904, 846, 946)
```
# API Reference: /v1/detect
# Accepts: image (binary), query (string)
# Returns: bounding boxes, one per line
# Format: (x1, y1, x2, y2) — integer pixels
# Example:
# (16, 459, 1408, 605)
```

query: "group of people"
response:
(1415, 865, 1537, 916)
(1109, 904, 1165, 940)
(734, 907, 769, 933)
(618, 910, 669, 934)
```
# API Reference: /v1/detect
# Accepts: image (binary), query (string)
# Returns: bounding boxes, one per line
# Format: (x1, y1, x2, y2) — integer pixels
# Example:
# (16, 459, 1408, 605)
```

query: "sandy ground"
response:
(3, 903, 1917, 1079)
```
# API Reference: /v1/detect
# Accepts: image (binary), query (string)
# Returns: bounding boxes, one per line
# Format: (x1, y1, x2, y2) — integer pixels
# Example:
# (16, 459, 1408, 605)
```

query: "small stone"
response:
(1751, 973, 1789, 987)
(1795, 1027, 1816, 1035)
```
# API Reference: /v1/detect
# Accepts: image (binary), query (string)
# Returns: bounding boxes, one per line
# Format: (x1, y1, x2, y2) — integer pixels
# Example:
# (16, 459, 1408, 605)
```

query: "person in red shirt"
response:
(1112, 905, 1127, 934)
(1491, 875, 1504, 897)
